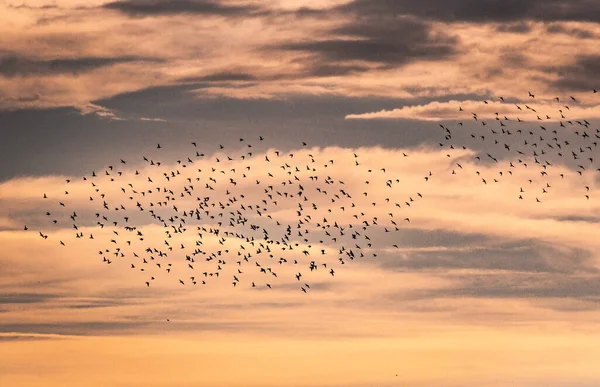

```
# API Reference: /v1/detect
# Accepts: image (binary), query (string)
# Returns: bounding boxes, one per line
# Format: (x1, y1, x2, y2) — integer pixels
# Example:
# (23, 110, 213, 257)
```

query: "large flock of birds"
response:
(22, 88, 599, 292)
(25, 136, 423, 292)
(440, 88, 599, 203)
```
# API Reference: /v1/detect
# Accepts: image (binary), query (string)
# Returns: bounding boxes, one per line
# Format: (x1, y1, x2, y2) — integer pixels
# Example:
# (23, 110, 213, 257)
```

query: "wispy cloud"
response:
(76, 102, 124, 120)
(139, 116, 167, 122)
(0, 55, 161, 77)
(346, 99, 600, 121)
(102, 0, 267, 17)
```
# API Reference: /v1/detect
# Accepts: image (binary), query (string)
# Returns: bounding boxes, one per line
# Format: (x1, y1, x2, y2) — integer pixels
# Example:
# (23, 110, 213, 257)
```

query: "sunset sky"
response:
(2, 1, 600, 386)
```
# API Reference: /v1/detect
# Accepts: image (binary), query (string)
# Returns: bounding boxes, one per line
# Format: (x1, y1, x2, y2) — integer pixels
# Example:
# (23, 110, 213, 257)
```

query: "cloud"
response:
(0, 293, 61, 304)
(0, 321, 150, 336)
(102, 0, 266, 17)
(418, 270, 600, 303)
(178, 71, 258, 83)
(6, 3, 59, 10)
(76, 102, 124, 120)
(551, 54, 600, 91)
(546, 23, 597, 39)
(335, 0, 600, 23)
(276, 17, 458, 67)
(345, 99, 600, 121)
(0, 55, 161, 78)
(377, 240, 596, 274)
(301, 63, 375, 77)
(0, 333, 67, 342)
(1, 0, 599, 113)
(139, 116, 167, 122)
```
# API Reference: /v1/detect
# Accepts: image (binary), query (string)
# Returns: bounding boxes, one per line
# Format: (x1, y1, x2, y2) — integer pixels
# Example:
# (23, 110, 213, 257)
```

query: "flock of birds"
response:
(440, 89, 600, 203)
(25, 136, 424, 292)
(22, 88, 599, 293)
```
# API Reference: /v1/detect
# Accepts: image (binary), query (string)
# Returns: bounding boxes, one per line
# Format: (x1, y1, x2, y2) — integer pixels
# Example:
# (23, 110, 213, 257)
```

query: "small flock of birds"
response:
(24, 137, 425, 292)
(21, 88, 599, 293)
(439, 89, 599, 202)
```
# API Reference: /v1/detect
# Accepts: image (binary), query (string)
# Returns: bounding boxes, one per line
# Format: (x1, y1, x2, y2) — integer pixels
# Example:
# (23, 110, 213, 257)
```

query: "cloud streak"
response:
(102, 0, 267, 17)
(0, 55, 161, 77)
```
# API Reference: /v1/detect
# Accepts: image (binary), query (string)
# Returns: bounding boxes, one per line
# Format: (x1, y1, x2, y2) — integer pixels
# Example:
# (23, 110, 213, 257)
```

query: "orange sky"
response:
(2, 1, 600, 386)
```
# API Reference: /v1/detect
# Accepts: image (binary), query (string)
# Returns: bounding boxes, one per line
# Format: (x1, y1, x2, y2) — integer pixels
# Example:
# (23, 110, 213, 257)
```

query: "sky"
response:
(2, 1, 600, 386)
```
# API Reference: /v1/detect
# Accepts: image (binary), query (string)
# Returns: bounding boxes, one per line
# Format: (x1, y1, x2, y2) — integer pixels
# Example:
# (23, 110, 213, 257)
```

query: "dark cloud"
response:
(6, 3, 59, 10)
(431, 272, 600, 301)
(4, 76, 592, 183)
(0, 318, 288, 336)
(15, 93, 42, 102)
(1, 83, 593, 183)
(380, 269, 600, 313)
(0, 293, 60, 304)
(361, 228, 492, 250)
(0, 334, 57, 342)
(500, 52, 530, 67)
(178, 71, 258, 83)
(0, 55, 161, 77)
(277, 17, 457, 67)
(547, 215, 600, 223)
(546, 23, 596, 39)
(475, 51, 530, 81)
(0, 321, 150, 336)
(374, 239, 595, 274)
(335, 0, 600, 23)
(0, 93, 42, 104)
(369, 235, 600, 308)
(10, 77, 594, 182)
(0, 91, 426, 181)
(66, 301, 128, 309)
(551, 55, 600, 91)
(303, 64, 374, 77)
(179, 63, 376, 81)
(103, 0, 265, 17)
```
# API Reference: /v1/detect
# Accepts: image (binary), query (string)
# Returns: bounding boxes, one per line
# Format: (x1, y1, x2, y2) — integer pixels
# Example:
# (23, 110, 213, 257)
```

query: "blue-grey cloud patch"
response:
(539, 298, 600, 312)
(430, 272, 600, 301)
(0, 334, 60, 342)
(546, 215, 600, 223)
(0, 318, 301, 337)
(0, 79, 587, 184)
(7, 4, 59, 10)
(0, 321, 150, 336)
(178, 71, 258, 83)
(102, 0, 266, 17)
(275, 17, 458, 68)
(546, 23, 597, 39)
(302, 64, 375, 77)
(0, 293, 61, 304)
(370, 272, 600, 315)
(375, 228, 492, 250)
(66, 300, 130, 309)
(0, 55, 163, 77)
(334, 0, 600, 23)
(373, 239, 596, 274)
(551, 54, 600, 91)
